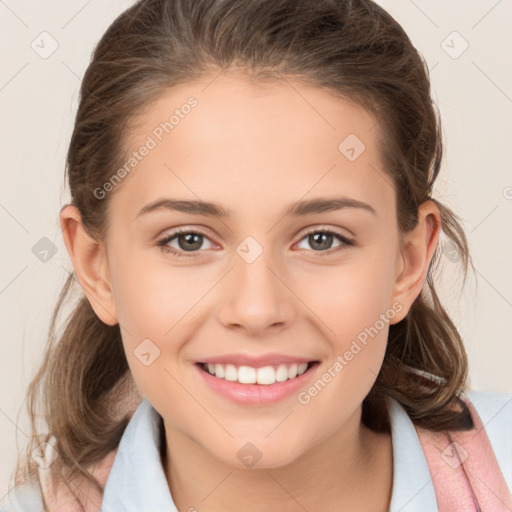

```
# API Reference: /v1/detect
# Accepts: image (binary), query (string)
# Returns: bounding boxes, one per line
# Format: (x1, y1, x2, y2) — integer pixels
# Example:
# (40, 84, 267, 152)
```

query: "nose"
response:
(218, 249, 296, 336)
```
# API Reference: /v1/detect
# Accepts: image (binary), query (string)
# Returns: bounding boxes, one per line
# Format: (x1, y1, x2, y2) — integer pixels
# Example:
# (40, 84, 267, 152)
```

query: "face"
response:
(101, 72, 407, 469)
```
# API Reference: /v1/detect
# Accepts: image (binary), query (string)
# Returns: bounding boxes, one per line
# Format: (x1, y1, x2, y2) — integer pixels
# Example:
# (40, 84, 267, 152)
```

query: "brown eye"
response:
(157, 229, 215, 257)
(296, 228, 354, 255)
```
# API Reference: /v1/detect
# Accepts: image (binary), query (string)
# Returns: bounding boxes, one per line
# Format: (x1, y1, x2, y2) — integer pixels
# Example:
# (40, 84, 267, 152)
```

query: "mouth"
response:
(196, 361, 319, 385)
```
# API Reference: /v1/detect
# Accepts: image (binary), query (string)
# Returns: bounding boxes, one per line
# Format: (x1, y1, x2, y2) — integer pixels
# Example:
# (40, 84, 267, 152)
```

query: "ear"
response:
(389, 200, 441, 324)
(60, 205, 118, 326)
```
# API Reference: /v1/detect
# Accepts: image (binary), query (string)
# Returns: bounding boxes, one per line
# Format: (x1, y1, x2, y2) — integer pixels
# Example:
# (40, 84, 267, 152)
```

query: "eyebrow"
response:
(135, 196, 377, 220)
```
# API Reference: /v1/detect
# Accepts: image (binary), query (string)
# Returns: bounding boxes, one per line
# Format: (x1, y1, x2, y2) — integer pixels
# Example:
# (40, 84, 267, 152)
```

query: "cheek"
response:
(295, 259, 396, 439)
(293, 248, 397, 397)
(107, 247, 218, 393)
(108, 244, 209, 335)
(295, 249, 398, 344)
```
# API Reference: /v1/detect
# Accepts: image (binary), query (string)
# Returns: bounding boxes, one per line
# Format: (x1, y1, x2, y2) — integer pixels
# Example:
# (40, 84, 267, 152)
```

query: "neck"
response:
(162, 406, 393, 512)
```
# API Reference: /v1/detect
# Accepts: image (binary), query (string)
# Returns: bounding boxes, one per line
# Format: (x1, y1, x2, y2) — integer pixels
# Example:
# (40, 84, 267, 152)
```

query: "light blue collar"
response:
(387, 396, 438, 511)
(101, 397, 438, 512)
(101, 398, 177, 511)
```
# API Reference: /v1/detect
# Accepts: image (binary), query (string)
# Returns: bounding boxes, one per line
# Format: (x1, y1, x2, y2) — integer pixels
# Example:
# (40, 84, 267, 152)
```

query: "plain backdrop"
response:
(1, 0, 511, 499)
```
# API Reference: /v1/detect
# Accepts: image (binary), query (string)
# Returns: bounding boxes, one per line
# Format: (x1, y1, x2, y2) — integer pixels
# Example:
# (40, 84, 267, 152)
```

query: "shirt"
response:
(1, 390, 510, 512)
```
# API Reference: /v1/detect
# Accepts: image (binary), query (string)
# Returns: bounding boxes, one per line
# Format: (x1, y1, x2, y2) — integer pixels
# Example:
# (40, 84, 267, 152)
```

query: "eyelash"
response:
(156, 226, 355, 259)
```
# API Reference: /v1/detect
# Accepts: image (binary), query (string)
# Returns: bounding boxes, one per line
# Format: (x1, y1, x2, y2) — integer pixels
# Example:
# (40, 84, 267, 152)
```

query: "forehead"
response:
(109, 72, 395, 224)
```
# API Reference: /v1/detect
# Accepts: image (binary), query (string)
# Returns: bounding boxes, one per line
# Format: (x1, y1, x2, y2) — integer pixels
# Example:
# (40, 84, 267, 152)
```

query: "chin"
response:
(212, 437, 308, 471)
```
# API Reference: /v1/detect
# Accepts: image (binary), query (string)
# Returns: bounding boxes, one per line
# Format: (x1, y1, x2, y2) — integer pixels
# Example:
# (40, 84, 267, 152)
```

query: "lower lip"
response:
(194, 362, 319, 406)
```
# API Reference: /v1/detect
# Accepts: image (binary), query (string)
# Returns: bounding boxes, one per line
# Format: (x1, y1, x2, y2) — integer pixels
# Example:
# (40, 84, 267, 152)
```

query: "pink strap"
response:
(39, 375, 139, 511)
(415, 393, 512, 511)
(38, 447, 117, 511)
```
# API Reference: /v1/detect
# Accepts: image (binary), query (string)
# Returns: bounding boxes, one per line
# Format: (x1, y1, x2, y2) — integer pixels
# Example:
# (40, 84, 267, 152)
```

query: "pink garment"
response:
(38, 393, 511, 511)
(37, 376, 137, 511)
(415, 393, 512, 511)
(38, 448, 117, 512)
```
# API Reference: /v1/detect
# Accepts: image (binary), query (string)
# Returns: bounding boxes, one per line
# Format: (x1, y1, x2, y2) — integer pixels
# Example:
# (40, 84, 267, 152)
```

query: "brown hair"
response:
(13, 0, 474, 505)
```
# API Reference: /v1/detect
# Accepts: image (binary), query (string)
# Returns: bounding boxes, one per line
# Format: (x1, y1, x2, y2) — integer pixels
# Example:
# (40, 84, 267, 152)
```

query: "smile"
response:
(199, 362, 311, 385)
(195, 360, 320, 405)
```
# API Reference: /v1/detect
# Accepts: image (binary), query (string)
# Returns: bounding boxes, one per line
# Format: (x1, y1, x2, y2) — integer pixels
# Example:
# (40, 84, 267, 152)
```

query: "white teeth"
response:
(238, 366, 256, 384)
(202, 362, 312, 384)
(297, 363, 308, 375)
(275, 364, 289, 382)
(214, 363, 225, 378)
(287, 363, 298, 379)
(256, 366, 276, 385)
(224, 364, 237, 381)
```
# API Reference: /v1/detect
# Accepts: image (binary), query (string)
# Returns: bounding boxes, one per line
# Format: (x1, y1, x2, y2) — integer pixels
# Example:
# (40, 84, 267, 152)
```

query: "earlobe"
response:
(60, 205, 118, 326)
(389, 200, 441, 324)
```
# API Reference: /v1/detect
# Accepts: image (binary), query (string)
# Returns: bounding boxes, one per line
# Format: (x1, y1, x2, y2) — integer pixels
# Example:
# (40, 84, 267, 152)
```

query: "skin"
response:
(61, 71, 440, 512)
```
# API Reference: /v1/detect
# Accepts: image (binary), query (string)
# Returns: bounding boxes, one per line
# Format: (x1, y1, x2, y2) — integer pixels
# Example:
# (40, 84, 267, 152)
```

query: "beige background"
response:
(1, 0, 511, 498)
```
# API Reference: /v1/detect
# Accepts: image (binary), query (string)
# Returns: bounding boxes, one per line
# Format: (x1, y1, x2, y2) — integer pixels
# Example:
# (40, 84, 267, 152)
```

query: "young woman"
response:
(2, 0, 511, 511)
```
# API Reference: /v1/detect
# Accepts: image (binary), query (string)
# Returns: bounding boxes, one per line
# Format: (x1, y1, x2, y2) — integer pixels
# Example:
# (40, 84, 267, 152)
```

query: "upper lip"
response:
(197, 353, 318, 368)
